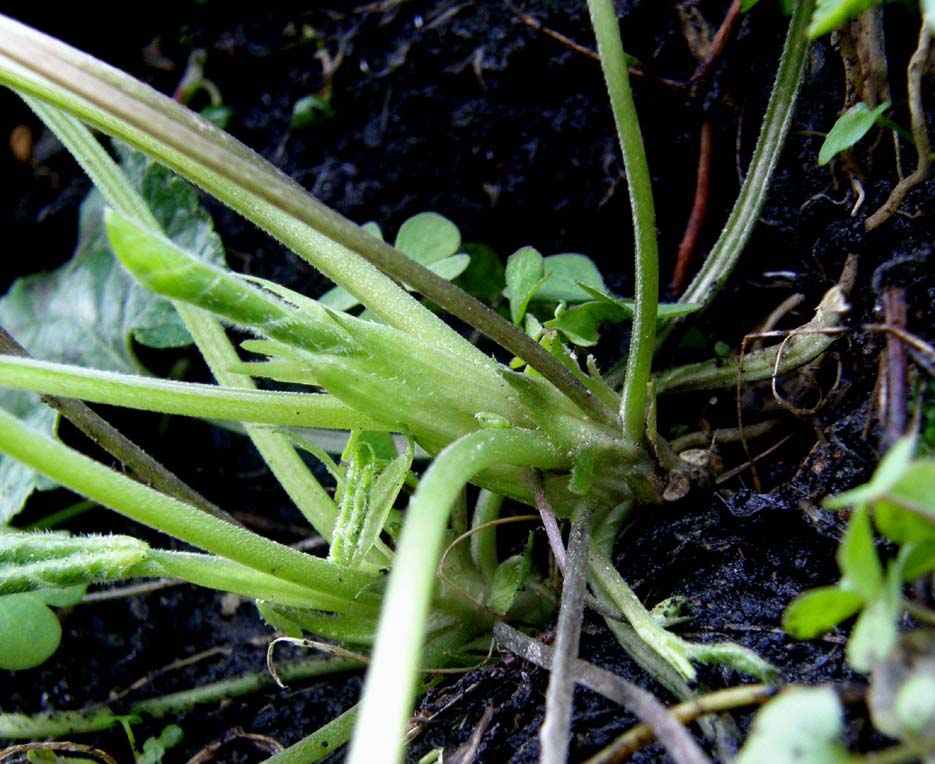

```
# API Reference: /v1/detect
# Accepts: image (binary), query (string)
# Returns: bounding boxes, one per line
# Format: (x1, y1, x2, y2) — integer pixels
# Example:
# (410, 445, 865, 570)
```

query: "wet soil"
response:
(2, 1, 935, 762)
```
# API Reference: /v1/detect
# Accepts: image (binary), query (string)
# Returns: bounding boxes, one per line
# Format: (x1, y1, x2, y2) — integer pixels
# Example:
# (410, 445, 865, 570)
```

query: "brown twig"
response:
(494, 622, 712, 764)
(531, 469, 566, 572)
(692, 0, 744, 82)
(880, 287, 909, 451)
(540, 507, 591, 764)
(672, 120, 714, 294)
(185, 727, 283, 764)
(0, 742, 119, 764)
(585, 683, 777, 763)
(507, 2, 600, 61)
(865, 22, 933, 230)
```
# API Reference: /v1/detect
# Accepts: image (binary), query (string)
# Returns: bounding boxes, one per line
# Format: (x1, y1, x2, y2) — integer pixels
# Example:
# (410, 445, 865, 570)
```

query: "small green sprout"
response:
(819, 101, 891, 166)
(783, 437, 935, 671)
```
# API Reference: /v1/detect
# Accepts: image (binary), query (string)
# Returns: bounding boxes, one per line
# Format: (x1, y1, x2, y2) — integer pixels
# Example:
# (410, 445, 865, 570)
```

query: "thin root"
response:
(865, 22, 933, 230)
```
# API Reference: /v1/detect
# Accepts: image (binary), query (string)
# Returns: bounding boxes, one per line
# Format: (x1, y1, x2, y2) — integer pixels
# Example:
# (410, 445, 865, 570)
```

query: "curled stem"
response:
(347, 429, 566, 764)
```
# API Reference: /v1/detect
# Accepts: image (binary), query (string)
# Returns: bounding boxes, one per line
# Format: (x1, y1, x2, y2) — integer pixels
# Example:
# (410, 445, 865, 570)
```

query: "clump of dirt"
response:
(2, 2, 934, 762)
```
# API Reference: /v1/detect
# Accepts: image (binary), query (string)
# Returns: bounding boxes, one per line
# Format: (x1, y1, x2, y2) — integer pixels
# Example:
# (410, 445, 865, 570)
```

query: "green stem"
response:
(135, 551, 378, 614)
(588, 548, 696, 681)
(0, 18, 614, 425)
(654, 285, 847, 394)
(261, 706, 359, 764)
(25, 103, 342, 538)
(0, 660, 359, 740)
(347, 429, 566, 764)
(587, 0, 659, 446)
(0, 407, 377, 599)
(660, 0, 815, 341)
(0, 355, 391, 431)
(130, 660, 360, 719)
(470, 490, 503, 583)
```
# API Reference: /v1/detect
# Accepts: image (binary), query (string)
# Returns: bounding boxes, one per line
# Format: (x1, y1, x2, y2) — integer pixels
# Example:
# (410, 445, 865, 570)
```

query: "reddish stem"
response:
(671, 119, 713, 294)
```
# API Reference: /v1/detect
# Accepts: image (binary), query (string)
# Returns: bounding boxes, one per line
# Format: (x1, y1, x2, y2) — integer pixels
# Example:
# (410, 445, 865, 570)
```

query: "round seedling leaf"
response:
(0, 593, 62, 670)
(394, 212, 461, 265)
(736, 686, 849, 764)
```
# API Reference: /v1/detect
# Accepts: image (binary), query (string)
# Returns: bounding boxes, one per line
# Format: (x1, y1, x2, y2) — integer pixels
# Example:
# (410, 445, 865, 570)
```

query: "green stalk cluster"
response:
(0, 0, 823, 760)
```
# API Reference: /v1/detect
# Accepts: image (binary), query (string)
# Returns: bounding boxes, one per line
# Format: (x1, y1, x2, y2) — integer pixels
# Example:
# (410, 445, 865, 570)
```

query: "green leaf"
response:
(0, 401, 57, 525)
(900, 538, 935, 581)
(577, 283, 702, 320)
(533, 254, 607, 304)
(874, 459, 935, 543)
(354, 441, 413, 567)
(846, 566, 900, 672)
(0, 150, 225, 522)
(818, 101, 890, 165)
(320, 215, 467, 312)
(825, 436, 916, 510)
(488, 538, 534, 616)
(291, 95, 334, 129)
(736, 686, 849, 764)
(0, 593, 62, 670)
(808, 0, 882, 38)
(137, 724, 184, 764)
(505, 246, 547, 324)
(427, 254, 471, 282)
(394, 212, 461, 266)
(782, 586, 864, 639)
(837, 504, 882, 599)
(544, 304, 605, 347)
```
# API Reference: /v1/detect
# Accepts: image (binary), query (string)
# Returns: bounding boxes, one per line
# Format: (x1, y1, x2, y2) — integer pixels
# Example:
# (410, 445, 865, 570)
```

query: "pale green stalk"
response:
(136, 551, 379, 614)
(0, 407, 376, 599)
(589, 548, 696, 680)
(587, 0, 659, 447)
(347, 429, 567, 764)
(0, 355, 392, 430)
(25, 103, 342, 536)
(260, 706, 359, 764)
(470, 490, 503, 582)
(0, 661, 359, 740)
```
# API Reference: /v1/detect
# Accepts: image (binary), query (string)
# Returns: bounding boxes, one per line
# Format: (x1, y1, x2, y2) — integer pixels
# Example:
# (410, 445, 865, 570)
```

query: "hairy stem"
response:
(0, 407, 377, 599)
(0, 354, 392, 431)
(587, 0, 659, 446)
(0, 660, 359, 741)
(0, 329, 233, 523)
(660, 0, 815, 342)
(0, 17, 615, 426)
(25, 102, 342, 537)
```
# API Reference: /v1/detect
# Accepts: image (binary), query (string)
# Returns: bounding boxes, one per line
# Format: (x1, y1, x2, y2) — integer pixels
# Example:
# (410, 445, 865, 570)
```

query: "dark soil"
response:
(2, 1, 934, 762)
